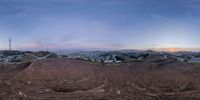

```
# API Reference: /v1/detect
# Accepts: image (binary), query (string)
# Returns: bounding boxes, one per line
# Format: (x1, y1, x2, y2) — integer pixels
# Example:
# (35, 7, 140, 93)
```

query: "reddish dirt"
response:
(0, 58, 200, 100)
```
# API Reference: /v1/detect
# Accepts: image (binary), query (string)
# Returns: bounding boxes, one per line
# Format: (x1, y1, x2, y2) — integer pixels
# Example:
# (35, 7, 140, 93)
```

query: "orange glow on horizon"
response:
(154, 47, 188, 52)
(165, 48, 181, 52)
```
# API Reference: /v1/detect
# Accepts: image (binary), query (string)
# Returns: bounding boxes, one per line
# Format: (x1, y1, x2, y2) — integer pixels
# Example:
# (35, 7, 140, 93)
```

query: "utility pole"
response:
(9, 38, 11, 51)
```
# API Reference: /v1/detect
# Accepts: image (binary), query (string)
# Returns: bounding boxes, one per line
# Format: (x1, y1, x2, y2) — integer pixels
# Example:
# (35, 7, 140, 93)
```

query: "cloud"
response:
(17, 42, 124, 50)
(18, 41, 44, 49)
(99, 2, 121, 6)
(27, 16, 127, 42)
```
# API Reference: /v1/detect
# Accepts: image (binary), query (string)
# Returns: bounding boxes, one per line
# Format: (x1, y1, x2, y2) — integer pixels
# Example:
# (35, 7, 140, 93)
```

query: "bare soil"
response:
(0, 58, 200, 100)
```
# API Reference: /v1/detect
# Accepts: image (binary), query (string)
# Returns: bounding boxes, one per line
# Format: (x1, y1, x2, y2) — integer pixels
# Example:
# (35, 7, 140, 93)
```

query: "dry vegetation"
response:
(0, 58, 200, 100)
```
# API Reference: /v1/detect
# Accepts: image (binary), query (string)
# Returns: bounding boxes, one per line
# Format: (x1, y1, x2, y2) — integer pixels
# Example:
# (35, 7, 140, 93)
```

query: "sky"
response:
(0, 0, 200, 51)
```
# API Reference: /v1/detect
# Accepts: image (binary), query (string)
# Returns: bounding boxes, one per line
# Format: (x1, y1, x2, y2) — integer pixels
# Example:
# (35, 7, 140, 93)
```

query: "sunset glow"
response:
(154, 48, 184, 52)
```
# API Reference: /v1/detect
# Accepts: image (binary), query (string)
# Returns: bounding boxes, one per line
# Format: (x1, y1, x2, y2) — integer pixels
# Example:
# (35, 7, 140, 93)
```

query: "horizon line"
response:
(0, 47, 200, 52)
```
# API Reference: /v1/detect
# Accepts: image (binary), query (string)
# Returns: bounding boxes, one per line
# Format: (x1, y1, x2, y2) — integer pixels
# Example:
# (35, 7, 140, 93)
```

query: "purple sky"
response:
(0, 0, 200, 50)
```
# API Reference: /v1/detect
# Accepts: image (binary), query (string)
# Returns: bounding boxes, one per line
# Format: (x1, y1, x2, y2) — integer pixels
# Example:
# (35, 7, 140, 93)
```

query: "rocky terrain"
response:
(0, 58, 200, 100)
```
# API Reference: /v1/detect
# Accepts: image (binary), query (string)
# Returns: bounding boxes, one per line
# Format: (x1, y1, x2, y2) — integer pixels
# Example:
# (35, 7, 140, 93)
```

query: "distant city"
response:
(0, 49, 200, 65)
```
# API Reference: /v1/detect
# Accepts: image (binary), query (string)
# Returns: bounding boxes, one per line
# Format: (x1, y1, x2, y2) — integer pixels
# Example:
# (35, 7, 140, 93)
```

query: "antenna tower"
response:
(9, 38, 11, 51)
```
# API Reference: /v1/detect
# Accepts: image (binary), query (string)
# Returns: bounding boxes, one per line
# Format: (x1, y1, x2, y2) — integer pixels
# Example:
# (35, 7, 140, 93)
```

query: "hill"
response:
(0, 58, 200, 100)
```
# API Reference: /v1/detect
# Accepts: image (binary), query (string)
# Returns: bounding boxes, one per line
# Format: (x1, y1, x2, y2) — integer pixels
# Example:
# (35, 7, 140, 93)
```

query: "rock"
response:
(3, 81, 12, 86)
(117, 90, 121, 94)
(18, 91, 27, 98)
(27, 81, 31, 84)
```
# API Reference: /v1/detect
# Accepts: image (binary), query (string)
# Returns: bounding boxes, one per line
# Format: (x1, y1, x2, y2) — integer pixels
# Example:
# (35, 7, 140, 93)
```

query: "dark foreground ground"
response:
(1, 58, 200, 100)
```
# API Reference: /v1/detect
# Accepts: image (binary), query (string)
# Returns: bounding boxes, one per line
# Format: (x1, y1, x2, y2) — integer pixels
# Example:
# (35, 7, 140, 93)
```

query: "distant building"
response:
(188, 58, 200, 63)
(177, 58, 185, 62)
(164, 55, 168, 59)
(0, 53, 3, 57)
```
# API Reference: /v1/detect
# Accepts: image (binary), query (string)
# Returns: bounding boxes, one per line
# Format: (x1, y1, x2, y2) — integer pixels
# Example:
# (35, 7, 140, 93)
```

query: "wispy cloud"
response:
(17, 42, 124, 50)
(99, 2, 121, 6)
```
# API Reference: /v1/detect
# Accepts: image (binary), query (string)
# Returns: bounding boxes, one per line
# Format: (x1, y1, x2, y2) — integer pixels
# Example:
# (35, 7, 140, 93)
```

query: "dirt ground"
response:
(1, 58, 200, 100)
